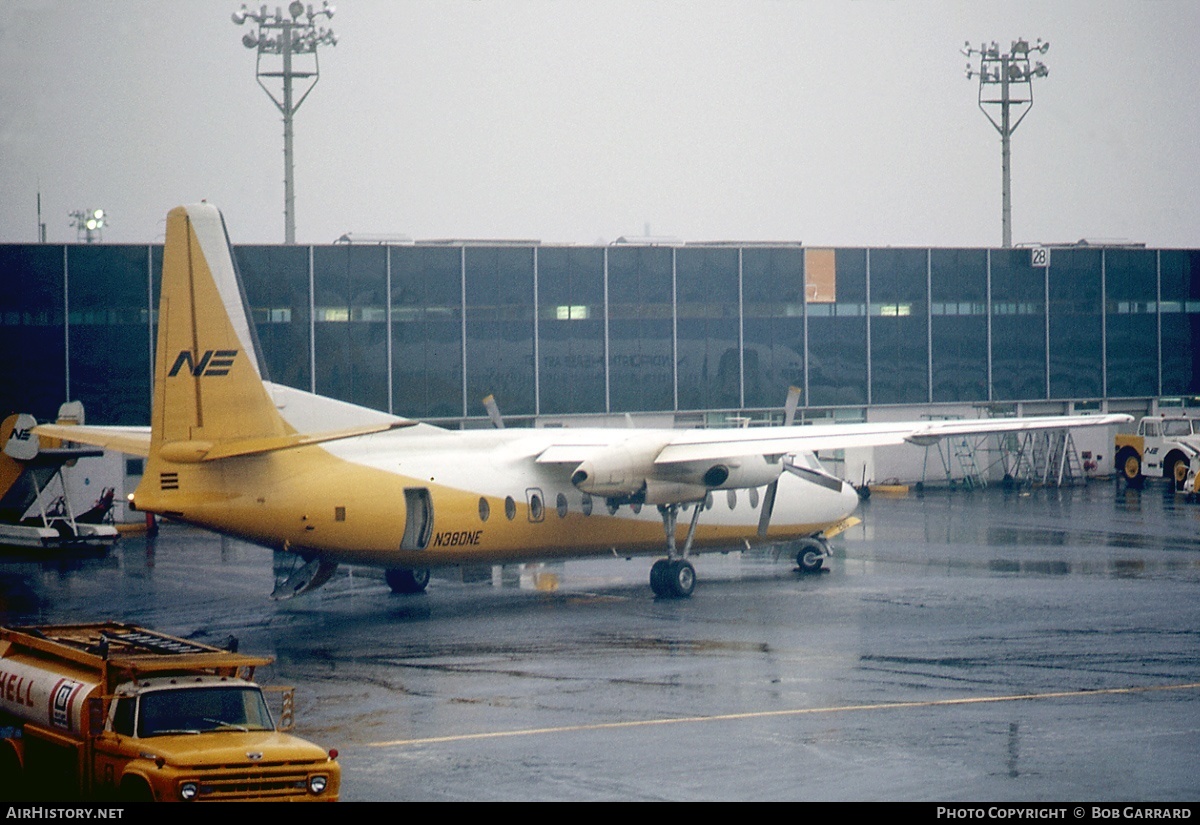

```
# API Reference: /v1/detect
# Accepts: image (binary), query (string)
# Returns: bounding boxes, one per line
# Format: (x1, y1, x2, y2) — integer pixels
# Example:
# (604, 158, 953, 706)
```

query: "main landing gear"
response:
(386, 567, 431, 594)
(650, 502, 704, 598)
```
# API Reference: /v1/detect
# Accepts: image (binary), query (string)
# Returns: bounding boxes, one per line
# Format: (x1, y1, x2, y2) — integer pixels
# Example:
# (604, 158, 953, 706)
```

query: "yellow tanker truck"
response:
(0, 622, 339, 802)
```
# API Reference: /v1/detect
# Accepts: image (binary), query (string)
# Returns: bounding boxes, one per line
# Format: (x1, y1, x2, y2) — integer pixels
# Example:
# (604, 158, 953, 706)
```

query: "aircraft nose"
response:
(840, 479, 862, 515)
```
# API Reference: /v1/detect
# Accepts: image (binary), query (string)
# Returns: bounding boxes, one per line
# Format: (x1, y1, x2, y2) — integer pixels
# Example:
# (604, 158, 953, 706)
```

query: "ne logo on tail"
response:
(168, 349, 239, 377)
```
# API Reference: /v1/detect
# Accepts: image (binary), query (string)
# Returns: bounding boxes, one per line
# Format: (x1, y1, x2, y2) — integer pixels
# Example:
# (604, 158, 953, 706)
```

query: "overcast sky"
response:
(2, 1, 1197, 248)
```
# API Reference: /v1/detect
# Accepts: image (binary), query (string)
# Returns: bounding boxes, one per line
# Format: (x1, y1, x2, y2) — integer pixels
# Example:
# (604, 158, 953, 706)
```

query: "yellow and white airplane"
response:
(36, 203, 1132, 599)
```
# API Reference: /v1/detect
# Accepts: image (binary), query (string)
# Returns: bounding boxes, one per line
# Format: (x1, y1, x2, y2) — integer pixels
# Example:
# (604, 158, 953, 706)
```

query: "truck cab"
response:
(0, 623, 340, 802)
(1114, 415, 1200, 490)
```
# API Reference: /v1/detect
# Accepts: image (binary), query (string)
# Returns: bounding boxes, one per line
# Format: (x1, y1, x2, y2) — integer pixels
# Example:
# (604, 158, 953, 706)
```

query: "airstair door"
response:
(401, 488, 434, 551)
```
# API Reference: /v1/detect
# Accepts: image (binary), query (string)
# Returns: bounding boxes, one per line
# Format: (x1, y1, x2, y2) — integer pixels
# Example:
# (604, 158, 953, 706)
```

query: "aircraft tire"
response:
(795, 538, 826, 573)
(666, 559, 695, 598)
(649, 559, 671, 597)
(386, 567, 431, 594)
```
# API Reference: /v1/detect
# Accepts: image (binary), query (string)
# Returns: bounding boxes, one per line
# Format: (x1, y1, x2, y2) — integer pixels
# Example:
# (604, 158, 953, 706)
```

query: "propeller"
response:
(483, 394, 505, 429)
(758, 386, 801, 538)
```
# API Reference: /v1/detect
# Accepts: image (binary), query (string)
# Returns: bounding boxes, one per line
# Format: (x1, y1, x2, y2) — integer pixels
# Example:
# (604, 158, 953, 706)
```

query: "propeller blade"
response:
(784, 385, 801, 426)
(759, 387, 801, 538)
(757, 479, 778, 538)
(483, 394, 505, 429)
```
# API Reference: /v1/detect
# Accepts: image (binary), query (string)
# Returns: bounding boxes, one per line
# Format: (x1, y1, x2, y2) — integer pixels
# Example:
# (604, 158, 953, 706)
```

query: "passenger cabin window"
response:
(527, 489, 545, 523)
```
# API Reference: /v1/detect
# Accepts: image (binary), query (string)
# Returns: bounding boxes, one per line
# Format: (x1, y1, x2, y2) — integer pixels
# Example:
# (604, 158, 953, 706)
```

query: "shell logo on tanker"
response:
(0, 667, 85, 732)
(0, 669, 34, 708)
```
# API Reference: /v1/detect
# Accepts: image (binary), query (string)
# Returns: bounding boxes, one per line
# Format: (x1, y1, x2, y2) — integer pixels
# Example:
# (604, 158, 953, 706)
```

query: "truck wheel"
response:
(1117, 448, 1144, 489)
(0, 741, 23, 801)
(1166, 453, 1189, 492)
(120, 776, 155, 802)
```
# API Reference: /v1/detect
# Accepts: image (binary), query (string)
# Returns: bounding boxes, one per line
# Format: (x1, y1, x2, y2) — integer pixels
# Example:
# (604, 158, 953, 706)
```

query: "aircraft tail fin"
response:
(151, 204, 289, 455)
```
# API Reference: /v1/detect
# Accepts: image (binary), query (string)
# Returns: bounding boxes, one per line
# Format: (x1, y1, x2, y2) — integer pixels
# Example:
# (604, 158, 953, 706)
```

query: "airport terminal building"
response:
(3, 239, 1199, 475)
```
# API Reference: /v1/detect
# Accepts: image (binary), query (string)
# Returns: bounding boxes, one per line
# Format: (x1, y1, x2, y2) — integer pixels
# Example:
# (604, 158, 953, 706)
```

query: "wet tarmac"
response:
(1, 480, 1197, 801)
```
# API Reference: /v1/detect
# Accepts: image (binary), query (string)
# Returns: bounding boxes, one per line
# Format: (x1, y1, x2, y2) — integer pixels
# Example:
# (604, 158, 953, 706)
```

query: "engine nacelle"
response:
(572, 440, 782, 500)
(570, 435, 672, 498)
(660, 454, 783, 490)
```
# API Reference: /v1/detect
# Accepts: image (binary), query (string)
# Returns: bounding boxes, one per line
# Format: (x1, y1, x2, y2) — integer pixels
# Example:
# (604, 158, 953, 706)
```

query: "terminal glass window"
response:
(676, 247, 740, 410)
(990, 248, 1047, 401)
(1105, 248, 1158, 398)
(607, 247, 674, 412)
(930, 249, 987, 402)
(1048, 248, 1102, 399)
(741, 247, 805, 410)
(314, 246, 389, 412)
(67, 245, 153, 424)
(0, 245, 66, 421)
(869, 248, 929, 405)
(236, 245, 312, 394)
(391, 246, 465, 419)
(1160, 250, 1200, 396)
(465, 247, 536, 416)
(807, 249, 868, 406)
(537, 247, 605, 414)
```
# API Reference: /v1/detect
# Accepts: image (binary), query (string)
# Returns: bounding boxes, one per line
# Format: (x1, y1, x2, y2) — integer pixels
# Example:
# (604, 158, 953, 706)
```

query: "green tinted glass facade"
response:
(3, 242, 1199, 424)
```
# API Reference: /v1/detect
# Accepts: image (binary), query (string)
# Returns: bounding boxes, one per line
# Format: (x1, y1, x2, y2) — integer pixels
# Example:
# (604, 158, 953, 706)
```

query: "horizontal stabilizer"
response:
(156, 420, 416, 463)
(34, 425, 151, 457)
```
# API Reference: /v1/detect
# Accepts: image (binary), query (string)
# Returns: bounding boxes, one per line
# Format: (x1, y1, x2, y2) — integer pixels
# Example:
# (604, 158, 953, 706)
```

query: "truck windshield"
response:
(137, 686, 275, 737)
(1163, 420, 1194, 437)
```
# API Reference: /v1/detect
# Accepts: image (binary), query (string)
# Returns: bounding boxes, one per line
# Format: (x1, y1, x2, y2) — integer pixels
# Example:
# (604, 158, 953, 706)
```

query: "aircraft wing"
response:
(34, 425, 153, 458)
(535, 413, 1132, 468)
(652, 413, 1134, 464)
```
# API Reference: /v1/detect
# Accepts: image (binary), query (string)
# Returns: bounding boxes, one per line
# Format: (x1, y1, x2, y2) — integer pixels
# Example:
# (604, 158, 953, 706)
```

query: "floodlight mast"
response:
(963, 38, 1049, 248)
(69, 208, 106, 243)
(233, 2, 337, 245)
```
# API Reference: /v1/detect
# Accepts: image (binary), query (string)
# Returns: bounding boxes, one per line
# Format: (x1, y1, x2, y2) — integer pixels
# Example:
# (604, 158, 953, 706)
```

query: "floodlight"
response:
(962, 36, 1049, 248)
(231, 3, 336, 244)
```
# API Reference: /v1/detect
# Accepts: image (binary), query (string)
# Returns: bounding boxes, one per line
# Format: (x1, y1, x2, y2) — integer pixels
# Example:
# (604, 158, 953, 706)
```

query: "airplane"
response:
(0, 412, 119, 550)
(34, 203, 1132, 599)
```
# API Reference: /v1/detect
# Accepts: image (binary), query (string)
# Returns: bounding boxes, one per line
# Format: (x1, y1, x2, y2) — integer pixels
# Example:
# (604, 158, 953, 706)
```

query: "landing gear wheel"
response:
(795, 538, 827, 573)
(667, 559, 695, 598)
(386, 567, 430, 594)
(649, 559, 671, 597)
(650, 558, 695, 598)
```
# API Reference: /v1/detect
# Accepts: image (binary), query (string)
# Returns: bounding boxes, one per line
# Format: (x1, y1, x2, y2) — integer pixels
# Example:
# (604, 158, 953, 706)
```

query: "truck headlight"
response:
(180, 782, 198, 801)
(309, 774, 328, 794)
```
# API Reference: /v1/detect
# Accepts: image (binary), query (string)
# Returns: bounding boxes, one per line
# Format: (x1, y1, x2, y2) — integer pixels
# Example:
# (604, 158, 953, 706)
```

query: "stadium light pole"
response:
(233, 2, 337, 245)
(963, 38, 1049, 248)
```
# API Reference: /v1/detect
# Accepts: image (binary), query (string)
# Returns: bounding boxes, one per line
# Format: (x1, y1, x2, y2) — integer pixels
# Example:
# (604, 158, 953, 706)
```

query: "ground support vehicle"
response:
(0, 622, 339, 802)
(1114, 415, 1200, 491)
